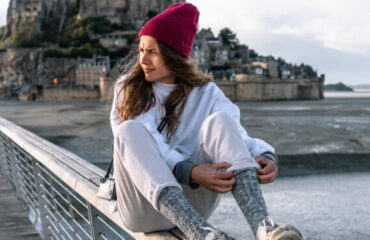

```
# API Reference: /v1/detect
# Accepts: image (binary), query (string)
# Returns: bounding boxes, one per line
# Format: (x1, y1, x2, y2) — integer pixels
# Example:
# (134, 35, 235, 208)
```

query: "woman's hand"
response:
(190, 162, 236, 193)
(256, 156, 278, 184)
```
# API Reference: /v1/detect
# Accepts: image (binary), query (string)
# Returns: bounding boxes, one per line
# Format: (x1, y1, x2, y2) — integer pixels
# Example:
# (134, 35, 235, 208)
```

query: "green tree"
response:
(0, 26, 5, 40)
(147, 10, 158, 19)
(218, 27, 239, 49)
(68, 43, 95, 58)
(44, 47, 69, 58)
(0, 23, 44, 48)
(249, 49, 258, 59)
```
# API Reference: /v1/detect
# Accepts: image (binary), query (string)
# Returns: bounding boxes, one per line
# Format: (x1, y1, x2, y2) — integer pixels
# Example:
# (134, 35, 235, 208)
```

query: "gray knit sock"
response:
(232, 168, 269, 236)
(158, 187, 213, 240)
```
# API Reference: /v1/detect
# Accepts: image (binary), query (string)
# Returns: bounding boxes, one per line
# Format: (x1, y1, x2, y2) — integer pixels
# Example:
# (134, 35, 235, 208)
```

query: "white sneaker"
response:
(202, 227, 236, 240)
(256, 216, 302, 240)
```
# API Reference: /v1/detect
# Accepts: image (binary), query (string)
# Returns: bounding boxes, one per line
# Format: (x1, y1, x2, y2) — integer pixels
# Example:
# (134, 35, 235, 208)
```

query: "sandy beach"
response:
(1, 96, 369, 174)
(1, 97, 370, 239)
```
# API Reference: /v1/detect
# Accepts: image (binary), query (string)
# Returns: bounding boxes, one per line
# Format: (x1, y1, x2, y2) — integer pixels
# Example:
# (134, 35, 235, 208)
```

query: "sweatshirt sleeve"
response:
(110, 78, 186, 171)
(210, 85, 276, 159)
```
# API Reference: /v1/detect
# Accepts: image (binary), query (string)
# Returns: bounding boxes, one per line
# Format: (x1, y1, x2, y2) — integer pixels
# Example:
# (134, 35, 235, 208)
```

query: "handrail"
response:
(0, 117, 183, 240)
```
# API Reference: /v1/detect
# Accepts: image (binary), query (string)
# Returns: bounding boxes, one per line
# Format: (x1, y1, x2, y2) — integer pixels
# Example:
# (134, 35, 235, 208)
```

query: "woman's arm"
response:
(110, 78, 186, 171)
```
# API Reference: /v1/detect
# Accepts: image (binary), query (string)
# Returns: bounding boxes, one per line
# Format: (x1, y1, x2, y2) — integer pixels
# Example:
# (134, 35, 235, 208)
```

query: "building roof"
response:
(18, 83, 32, 93)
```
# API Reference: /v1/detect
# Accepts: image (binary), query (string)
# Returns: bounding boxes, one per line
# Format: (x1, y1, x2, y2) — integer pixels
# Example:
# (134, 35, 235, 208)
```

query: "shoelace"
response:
(263, 216, 283, 236)
(201, 227, 234, 240)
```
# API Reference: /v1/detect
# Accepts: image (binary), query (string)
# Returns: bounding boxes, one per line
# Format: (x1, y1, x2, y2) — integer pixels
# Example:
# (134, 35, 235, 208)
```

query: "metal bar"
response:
(45, 182, 91, 238)
(37, 163, 88, 209)
(46, 214, 61, 236)
(44, 202, 59, 224)
(44, 193, 75, 240)
(87, 203, 99, 240)
(33, 161, 52, 239)
(96, 215, 131, 240)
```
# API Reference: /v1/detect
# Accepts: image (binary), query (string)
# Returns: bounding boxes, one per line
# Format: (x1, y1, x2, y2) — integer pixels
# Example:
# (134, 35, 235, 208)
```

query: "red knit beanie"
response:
(139, 3, 199, 58)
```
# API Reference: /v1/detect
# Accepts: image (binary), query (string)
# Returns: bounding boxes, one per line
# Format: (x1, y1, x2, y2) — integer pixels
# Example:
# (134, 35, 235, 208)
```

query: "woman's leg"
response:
(113, 120, 180, 232)
(190, 112, 301, 240)
(188, 112, 267, 233)
(114, 120, 231, 239)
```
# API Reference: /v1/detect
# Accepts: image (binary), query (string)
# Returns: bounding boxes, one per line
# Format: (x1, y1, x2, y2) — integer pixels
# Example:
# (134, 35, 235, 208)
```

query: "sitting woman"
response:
(110, 3, 302, 240)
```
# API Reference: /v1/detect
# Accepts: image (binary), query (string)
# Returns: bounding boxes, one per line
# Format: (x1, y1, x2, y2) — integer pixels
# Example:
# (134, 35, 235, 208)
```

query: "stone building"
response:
(76, 56, 110, 88)
(192, 29, 229, 74)
(98, 30, 137, 51)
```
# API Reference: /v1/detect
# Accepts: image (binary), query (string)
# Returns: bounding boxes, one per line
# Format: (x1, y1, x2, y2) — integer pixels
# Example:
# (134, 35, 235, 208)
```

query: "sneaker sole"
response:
(266, 225, 302, 240)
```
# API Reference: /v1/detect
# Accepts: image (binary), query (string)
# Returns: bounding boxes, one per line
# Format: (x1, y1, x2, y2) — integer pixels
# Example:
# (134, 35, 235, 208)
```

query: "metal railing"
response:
(0, 117, 181, 240)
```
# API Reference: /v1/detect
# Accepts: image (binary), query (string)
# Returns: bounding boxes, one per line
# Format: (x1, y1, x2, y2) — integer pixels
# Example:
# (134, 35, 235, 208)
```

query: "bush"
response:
(75, 16, 102, 27)
(41, 17, 60, 43)
(0, 26, 5, 40)
(68, 44, 95, 58)
(0, 37, 16, 50)
(88, 22, 114, 34)
(44, 48, 69, 58)
(0, 23, 44, 48)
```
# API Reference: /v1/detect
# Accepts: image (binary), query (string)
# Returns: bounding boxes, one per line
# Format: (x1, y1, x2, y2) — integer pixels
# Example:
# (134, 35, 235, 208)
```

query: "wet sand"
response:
(1, 98, 369, 175)
(1, 98, 370, 239)
(209, 172, 370, 240)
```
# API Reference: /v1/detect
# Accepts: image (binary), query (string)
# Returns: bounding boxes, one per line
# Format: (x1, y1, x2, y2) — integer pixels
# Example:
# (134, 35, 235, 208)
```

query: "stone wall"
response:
(43, 86, 99, 101)
(99, 76, 115, 102)
(99, 75, 323, 103)
(214, 81, 237, 101)
(216, 74, 324, 101)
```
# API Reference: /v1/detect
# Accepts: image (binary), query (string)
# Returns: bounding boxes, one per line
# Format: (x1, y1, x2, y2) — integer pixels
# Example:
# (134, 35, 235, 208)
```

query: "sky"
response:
(1, 0, 369, 85)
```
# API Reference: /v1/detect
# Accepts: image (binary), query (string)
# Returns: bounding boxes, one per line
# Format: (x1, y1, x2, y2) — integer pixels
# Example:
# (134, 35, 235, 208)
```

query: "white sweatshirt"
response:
(110, 77, 275, 171)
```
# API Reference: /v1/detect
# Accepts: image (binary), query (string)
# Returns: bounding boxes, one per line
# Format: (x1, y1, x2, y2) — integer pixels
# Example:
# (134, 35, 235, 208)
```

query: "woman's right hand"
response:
(190, 162, 236, 193)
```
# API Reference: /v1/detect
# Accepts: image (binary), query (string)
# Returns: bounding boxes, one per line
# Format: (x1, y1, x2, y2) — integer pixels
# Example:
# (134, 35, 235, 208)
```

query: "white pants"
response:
(113, 112, 260, 232)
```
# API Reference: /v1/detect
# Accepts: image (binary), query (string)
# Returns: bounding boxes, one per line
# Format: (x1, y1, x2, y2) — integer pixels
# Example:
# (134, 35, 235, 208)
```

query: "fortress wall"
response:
(43, 86, 99, 101)
(216, 75, 323, 101)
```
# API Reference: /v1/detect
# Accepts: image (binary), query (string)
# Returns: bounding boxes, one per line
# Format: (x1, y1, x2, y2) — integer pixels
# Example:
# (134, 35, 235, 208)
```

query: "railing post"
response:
(1, 137, 14, 185)
(0, 134, 5, 175)
(87, 203, 101, 240)
(8, 140, 20, 195)
(33, 161, 52, 239)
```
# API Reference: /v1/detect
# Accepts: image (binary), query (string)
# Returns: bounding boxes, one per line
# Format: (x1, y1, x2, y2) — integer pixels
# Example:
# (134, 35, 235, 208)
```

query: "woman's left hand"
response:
(256, 156, 278, 184)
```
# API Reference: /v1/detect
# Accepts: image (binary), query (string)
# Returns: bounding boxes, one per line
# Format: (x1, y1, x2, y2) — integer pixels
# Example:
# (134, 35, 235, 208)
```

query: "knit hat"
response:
(139, 3, 199, 58)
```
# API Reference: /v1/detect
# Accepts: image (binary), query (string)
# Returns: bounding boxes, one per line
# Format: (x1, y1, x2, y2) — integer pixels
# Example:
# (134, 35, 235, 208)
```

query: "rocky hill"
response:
(0, 0, 183, 95)
(1, 0, 182, 42)
(324, 82, 353, 92)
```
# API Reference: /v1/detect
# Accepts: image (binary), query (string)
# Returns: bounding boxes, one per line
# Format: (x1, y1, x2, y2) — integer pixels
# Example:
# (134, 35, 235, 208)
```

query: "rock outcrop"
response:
(2, 0, 183, 41)
(0, 48, 77, 92)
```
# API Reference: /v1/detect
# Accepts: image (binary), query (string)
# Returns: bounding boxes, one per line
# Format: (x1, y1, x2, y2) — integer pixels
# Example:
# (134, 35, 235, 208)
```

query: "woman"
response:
(110, 3, 302, 240)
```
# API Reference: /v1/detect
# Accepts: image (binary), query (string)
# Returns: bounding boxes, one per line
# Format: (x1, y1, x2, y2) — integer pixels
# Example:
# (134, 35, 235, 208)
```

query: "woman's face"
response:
(139, 36, 175, 84)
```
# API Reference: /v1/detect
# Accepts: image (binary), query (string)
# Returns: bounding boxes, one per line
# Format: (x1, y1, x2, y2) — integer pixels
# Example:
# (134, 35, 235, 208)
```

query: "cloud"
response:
(187, 0, 370, 84)
(0, 0, 7, 27)
(0, 9, 6, 27)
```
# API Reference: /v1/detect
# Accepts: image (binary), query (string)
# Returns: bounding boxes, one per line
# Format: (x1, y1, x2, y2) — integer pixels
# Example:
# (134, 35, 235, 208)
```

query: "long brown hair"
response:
(116, 39, 213, 139)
